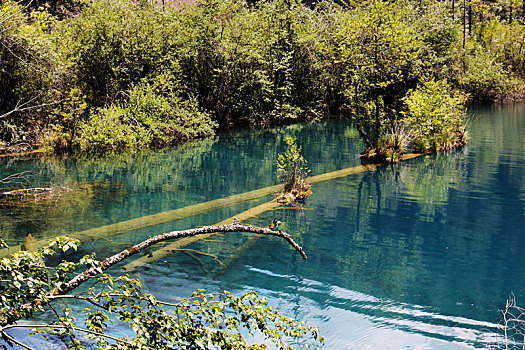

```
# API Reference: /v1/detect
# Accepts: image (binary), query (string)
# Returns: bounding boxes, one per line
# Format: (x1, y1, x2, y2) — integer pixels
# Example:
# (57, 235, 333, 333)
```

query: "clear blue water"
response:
(1, 103, 525, 349)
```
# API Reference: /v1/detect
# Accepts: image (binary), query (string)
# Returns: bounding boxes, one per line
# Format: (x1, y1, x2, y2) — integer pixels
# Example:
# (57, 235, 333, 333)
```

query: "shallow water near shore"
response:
(1, 103, 524, 349)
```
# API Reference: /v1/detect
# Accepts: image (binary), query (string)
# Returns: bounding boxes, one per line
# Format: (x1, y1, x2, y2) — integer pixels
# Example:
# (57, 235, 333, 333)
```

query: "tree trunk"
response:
(463, 0, 466, 48)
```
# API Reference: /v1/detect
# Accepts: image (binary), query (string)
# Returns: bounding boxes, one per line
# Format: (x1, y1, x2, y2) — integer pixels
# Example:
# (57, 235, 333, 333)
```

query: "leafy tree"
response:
(0, 2, 58, 144)
(74, 83, 216, 153)
(0, 227, 323, 349)
(336, 0, 425, 151)
(402, 77, 467, 152)
(276, 135, 311, 201)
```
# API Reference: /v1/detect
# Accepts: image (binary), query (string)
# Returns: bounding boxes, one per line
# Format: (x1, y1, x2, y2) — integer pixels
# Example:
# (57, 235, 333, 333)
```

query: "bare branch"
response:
(0, 95, 63, 120)
(0, 0, 34, 29)
(0, 329, 34, 350)
(47, 295, 109, 311)
(0, 171, 32, 185)
(0, 39, 48, 76)
(0, 224, 306, 328)
(1, 324, 137, 348)
(499, 293, 525, 350)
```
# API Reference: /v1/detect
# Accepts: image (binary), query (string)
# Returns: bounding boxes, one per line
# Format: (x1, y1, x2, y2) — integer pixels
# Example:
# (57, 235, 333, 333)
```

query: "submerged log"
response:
(0, 148, 47, 158)
(122, 153, 424, 272)
(0, 153, 423, 259)
(0, 185, 282, 258)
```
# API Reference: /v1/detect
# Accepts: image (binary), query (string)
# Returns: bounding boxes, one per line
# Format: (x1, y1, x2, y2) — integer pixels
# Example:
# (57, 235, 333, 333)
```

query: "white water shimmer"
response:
(247, 266, 503, 349)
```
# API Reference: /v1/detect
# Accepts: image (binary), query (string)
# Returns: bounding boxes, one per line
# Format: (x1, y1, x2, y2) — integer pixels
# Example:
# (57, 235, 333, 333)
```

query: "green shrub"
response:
(175, 0, 331, 125)
(57, 0, 179, 108)
(276, 136, 311, 200)
(376, 128, 412, 163)
(402, 77, 467, 152)
(0, 2, 59, 143)
(74, 84, 216, 153)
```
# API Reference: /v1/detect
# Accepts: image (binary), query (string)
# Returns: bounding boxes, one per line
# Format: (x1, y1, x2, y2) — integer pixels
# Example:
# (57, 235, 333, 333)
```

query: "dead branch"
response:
(1, 324, 137, 349)
(0, 223, 306, 328)
(0, 93, 62, 120)
(176, 248, 227, 274)
(181, 250, 207, 273)
(0, 0, 34, 29)
(0, 171, 32, 185)
(2, 186, 73, 197)
(499, 293, 525, 350)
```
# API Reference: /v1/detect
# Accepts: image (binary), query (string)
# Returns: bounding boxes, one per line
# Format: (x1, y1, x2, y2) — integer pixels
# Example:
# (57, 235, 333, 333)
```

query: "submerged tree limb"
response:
(0, 171, 32, 185)
(0, 223, 305, 328)
(0, 153, 423, 259)
(122, 153, 424, 272)
(122, 201, 281, 272)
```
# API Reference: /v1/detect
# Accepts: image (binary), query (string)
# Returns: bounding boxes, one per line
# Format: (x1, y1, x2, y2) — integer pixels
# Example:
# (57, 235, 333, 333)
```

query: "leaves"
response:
(277, 136, 311, 195)
(402, 77, 467, 152)
(0, 235, 322, 349)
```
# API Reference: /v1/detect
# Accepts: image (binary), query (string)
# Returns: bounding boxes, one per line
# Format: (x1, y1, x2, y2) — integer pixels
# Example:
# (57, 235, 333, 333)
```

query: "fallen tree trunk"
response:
(122, 153, 423, 272)
(0, 153, 423, 259)
(122, 201, 281, 272)
(0, 185, 282, 258)
(0, 223, 306, 328)
(0, 148, 47, 158)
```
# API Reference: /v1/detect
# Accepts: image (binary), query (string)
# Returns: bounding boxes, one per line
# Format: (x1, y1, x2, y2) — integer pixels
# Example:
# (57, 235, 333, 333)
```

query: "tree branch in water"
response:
(0, 223, 306, 327)
(0, 171, 32, 185)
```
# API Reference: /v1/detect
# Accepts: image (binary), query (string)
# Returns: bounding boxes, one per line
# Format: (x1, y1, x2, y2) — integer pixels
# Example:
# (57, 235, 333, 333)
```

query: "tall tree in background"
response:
(336, 1, 424, 150)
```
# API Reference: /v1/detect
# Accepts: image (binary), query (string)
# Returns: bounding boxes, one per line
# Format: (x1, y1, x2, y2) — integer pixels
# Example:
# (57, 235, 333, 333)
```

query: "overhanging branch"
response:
(0, 224, 306, 328)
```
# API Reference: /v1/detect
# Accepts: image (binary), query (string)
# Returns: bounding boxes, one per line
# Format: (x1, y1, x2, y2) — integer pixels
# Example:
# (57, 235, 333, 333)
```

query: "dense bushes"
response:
(75, 84, 216, 152)
(403, 78, 467, 153)
(0, 2, 58, 144)
(1, 0, 525, 154)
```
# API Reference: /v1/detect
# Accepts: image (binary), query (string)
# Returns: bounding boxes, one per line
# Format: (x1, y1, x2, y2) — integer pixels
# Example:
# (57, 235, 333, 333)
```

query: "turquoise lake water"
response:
(1, 103, 524, 349)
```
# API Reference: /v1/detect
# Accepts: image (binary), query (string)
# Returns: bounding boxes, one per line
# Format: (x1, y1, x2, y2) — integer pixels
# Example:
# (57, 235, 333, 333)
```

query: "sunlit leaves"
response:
(402, 77, 467, 152)
(335, 0, 427, 149)
(0, 237, 322, 349)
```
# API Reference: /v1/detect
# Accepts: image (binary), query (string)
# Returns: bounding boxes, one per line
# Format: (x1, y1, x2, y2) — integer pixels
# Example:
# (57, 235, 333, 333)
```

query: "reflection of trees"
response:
(399, 150, 468, 221)
(0, 138, 217, 245)
(0, 119, 364, 248)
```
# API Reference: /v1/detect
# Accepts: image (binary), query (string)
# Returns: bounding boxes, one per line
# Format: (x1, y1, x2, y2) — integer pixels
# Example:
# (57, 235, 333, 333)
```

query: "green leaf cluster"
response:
(0, 237, 81, 326)
(402, 77, 467, 152)
(0, 238, 324, 349)
(0, 1, 59, 143)
(277, 136, 311, 195)
(75, 84, 216, 153)
(3, 0, 525, 153)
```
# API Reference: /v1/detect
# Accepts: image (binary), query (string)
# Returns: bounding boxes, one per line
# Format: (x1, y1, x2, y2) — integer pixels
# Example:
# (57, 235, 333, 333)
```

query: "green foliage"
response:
(2, 0, 525, 153)
(277, 136, 311, 196)
(402, 77, 467, 152)
(175, 0, 332, 124)
(74, 84, 216, 153)
(57, 0, 175, 108)
(450, 43, 512, 100)
(80, 285, 324, 350)
(336, 0, 426, 149)
(376, 128, 412, 163)
(0, 1, 59, 143)
(0, 237, 81, 326)
(0, 237, 324, 349)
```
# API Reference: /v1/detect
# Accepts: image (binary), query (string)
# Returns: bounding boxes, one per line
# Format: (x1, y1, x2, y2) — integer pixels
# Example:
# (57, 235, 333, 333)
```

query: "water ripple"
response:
(247, 265, 501, 349)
